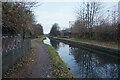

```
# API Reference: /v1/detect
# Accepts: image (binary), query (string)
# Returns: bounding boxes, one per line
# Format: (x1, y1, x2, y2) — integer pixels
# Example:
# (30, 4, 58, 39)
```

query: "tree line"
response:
(2, 2, 43, 38)
(70, 2, 118, 41)
(50, 2, 118, 42)
(49, 23, 60, 36)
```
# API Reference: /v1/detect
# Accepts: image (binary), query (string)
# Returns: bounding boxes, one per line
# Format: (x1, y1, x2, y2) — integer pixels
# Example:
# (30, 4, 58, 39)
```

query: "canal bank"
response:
(44, 37, 119, 78)
(49, 36, 120, 58)
(40, 37, 75, 78)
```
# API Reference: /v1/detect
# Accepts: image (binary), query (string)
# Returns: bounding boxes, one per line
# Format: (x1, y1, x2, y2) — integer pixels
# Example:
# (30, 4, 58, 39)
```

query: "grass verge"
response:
(45, 44, 74, 78)
(71, 38, 118, 49)
(52, 37, 118, 49)
(39, 36, 46, 44)
(39, 37, 75, 78)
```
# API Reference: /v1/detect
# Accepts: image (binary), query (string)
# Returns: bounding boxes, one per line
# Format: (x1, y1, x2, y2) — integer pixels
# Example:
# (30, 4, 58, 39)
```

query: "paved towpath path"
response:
(9, 39, 53, 78)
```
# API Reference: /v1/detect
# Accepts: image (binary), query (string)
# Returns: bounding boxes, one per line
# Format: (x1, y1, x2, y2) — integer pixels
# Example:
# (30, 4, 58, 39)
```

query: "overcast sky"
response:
(32, 1, 119, 34)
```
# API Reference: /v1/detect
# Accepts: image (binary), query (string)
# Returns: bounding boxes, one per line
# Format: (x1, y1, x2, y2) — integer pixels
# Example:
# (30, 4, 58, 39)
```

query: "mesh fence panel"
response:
(2, 35, 31, 74)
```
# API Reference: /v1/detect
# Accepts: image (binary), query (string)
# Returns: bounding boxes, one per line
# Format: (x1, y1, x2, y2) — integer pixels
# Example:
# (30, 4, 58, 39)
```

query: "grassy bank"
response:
(39, 36, 46, 43)
(45, 44, 74, 78)
(71, 38, 118, 49)
(52, 37, 118, 49)
(39, 37, 74, 78)
(50, 36, 119, 57)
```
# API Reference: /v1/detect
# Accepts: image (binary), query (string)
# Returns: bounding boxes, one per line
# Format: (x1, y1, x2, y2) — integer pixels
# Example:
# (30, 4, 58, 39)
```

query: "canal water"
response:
(44, 37, 119, 78)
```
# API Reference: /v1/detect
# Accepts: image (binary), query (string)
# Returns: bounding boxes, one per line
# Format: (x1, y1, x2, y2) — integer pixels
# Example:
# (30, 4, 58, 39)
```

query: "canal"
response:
(44, 37, 119, 78)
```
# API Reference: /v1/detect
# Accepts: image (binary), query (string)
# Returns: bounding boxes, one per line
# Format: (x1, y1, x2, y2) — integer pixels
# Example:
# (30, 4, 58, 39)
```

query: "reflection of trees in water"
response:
(96, 64, 119, 78)
(50, 39, 60, 50)
(69, 47, 119, 78)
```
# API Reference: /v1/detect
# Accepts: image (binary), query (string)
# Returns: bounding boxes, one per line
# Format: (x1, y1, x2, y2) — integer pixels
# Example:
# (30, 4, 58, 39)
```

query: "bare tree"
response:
(75, 2, 101, 38)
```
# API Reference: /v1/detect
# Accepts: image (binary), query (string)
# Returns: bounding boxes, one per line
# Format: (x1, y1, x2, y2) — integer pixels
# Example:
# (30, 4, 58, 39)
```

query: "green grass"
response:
(53, 37, 118, 49)
(72, 38, 118, 49)
(39, 36, 46, 43)
(45, 44, 74, 78)
(39, 37, 75, 78)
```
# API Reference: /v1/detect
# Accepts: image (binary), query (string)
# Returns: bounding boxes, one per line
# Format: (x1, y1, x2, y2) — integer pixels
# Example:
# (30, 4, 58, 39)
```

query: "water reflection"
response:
(44, 37, 119, 78)
(70, 47, 119, 78)
(43, 37, 51, 45)
(49, 38, 60, 50)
